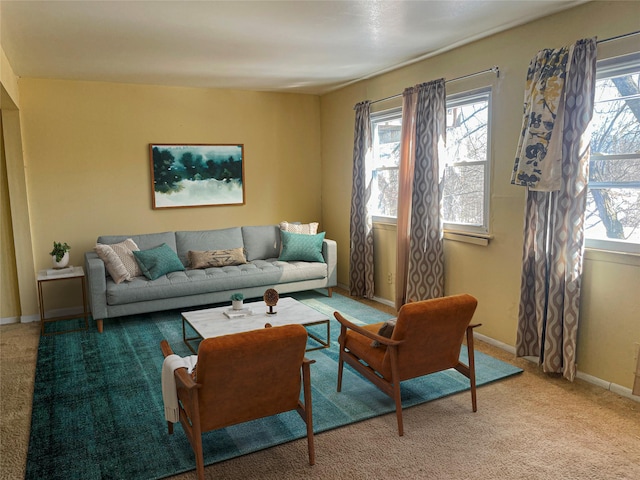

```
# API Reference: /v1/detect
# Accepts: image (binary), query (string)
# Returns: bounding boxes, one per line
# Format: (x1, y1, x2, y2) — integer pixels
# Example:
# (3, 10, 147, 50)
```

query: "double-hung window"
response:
(585, 53, 640, 254)
(369, 88, 492, 237)
(443, 88, 492, 235)
(370, 108, 402, 220)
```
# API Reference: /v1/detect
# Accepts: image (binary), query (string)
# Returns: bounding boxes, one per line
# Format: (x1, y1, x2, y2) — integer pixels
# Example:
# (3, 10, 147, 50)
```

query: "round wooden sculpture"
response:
(263, 288, 279, 315)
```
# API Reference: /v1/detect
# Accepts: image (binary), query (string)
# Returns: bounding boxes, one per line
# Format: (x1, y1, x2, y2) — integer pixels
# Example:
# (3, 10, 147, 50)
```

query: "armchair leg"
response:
(387, 347, 404, 436)
(466, 327, 478, 412)
(96, 319, 104, 333)
(194, 434, 205, 480)
(301, 361, 316, 466)
(393, 381, 404, 437)
(337, 326, 346, 392)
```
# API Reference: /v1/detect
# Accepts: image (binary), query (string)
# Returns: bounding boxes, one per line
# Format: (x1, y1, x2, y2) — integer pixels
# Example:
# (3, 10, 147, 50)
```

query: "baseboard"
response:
(5, 307, 85, 325)
(576, 371, 639, 402)
(0, 313, 41, 325)
(474, 332, 516, 355)
(0, 315, 20, 325)
(473, 331, 639, 403)
(372, 295, 395, 308)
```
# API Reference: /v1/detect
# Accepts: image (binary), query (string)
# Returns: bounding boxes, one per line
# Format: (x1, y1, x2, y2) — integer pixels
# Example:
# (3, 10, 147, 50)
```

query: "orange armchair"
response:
(160, 324, 315, 480)
(334, 294, 480, 436)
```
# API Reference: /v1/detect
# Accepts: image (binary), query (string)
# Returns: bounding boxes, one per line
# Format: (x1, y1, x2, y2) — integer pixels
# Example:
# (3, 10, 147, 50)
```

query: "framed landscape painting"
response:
(149, 144, 245, 209)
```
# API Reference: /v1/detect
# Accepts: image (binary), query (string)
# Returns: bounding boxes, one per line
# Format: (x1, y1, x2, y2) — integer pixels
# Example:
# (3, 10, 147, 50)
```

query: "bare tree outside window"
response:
(586, 64, 640, 250)
(371, 111, 401, 218)
(443, 89, 491, 234)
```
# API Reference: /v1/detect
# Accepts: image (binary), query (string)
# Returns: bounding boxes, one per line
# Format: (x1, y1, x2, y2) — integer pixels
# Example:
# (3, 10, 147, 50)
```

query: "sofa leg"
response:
(327, 287, 333, 298)
(96, 319, 104, 333)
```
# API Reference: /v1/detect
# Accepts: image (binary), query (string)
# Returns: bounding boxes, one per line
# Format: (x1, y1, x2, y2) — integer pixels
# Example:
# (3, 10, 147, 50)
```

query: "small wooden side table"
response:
(37, 266, 89, 336)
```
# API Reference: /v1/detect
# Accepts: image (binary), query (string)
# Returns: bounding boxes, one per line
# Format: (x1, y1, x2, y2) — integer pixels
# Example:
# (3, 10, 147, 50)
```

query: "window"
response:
(585, 53, 640, 254)
(443, 88, 491, 234)
(369, 89, 492, 237)
(370, 108, 402, 219)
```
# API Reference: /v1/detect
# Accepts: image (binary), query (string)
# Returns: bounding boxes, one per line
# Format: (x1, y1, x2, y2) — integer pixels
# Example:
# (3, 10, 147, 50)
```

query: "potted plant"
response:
(230, 292, 244, 310)
(50, 241, 71, 269)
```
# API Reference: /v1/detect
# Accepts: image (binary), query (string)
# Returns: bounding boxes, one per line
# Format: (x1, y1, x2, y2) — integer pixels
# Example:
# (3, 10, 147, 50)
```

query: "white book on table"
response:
(46, 266, 75, 276)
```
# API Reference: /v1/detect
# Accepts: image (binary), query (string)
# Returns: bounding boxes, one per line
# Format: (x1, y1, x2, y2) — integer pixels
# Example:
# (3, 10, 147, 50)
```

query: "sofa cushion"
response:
(188, 247, 247, 269)
(133, 243, 186, 280)
(176, 228, 243, 266)
(242, 225, 281, 261)
(94, 238, 142, 284)
(279, 221, 319, 235)
(279, 231, 325, 263)
(98, 232, 176, 252)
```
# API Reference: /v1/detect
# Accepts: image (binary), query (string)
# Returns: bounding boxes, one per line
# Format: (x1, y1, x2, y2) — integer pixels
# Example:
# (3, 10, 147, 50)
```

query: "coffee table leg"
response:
(306, 319, 330, 352)
(182, 316, 202, 354)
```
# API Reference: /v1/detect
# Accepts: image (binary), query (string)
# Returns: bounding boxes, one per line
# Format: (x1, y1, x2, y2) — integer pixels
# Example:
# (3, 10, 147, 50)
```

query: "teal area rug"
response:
(26, 292, 522, 480)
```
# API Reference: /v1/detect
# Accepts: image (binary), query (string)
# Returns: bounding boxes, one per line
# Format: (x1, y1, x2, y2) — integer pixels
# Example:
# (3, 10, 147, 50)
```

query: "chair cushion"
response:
(343, 323, 390, 379)
(133, 243, 186, 280)
(279, 231, 325, 262)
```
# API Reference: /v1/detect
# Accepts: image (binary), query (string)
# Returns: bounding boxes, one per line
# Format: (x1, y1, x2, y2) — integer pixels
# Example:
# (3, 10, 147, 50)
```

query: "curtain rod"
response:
(597, 30, 640, 45)
(365, 30, 639, 107)
(369, 66, 499, 105)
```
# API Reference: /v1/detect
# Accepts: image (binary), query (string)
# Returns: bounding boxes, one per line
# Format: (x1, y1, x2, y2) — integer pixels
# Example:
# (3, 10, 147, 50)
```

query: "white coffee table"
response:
(181, 296, 330, 353)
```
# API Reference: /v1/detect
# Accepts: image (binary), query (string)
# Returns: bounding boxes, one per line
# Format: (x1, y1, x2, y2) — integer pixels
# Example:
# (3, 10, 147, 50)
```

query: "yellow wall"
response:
(1, 46, 20, 108)
(1, 45, 20, 319)
(16, 79, 321, 311)
(320, 0, 640, 390)
(0, 113, 21, 319)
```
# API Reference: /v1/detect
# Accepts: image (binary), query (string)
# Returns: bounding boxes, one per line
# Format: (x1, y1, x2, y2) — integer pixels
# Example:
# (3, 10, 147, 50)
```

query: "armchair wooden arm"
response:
(160, 339, 199, 390)
(333, 312, 403, 348)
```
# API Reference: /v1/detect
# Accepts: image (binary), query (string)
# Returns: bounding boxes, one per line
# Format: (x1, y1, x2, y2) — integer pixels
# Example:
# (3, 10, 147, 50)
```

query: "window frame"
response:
(370, 107, 402, 224)
(442, 87, 493, 236)
(585, 52, 640, 255)
(368, 87, 493, 238)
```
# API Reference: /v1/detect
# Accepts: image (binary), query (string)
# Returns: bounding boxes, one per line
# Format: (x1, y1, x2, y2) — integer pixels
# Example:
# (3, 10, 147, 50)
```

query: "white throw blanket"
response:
(162, 354, 198, 423)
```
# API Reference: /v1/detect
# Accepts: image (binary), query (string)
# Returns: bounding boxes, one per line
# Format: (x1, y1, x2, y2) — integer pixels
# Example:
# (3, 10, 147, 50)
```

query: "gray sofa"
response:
(84, 225, 337, 332)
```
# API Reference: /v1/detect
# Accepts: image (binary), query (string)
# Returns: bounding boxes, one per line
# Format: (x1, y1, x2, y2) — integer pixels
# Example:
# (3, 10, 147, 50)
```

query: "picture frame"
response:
(149, 144, 245, 209)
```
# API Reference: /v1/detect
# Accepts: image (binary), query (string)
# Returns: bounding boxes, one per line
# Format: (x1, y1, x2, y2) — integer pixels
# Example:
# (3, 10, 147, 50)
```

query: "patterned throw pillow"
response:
(188, 247, 247, 269)
(371, 318, 397, 348)
(133, 243, 185, 280)
(278, 230, 325, 263)
(279, 221, 319, 235)
(94, 238, 142, 284)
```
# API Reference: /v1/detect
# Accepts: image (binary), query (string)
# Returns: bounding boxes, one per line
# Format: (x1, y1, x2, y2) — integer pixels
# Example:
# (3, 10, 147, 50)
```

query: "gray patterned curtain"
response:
(402, 80, 446, 303)
(349, 101, 375, 298)
(514, 38, 597, 381)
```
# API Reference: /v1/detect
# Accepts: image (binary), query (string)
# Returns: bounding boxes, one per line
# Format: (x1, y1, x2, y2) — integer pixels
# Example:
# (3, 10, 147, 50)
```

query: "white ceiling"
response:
(1, 0, 584, 95)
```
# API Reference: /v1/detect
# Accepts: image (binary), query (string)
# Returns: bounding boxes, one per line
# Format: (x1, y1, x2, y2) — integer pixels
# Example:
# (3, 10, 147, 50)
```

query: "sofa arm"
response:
(322, 239, 338, 288)
(84, 251, 108, 321)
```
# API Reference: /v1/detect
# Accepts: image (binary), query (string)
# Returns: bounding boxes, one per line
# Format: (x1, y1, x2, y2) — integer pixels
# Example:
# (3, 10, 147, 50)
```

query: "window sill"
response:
(443, 231, 491, 246)
(584, 247, 640, 267)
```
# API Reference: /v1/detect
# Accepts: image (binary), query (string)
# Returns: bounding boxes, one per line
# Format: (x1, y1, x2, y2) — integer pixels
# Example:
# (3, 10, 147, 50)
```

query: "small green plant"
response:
(230, 292, 244, 301)
(50, 241, 71, 262)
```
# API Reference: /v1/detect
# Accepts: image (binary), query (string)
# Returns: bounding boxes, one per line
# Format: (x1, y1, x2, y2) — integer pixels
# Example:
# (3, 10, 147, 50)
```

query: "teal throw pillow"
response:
(133, 243, 185, 280)
(278, 231, 325, 263)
